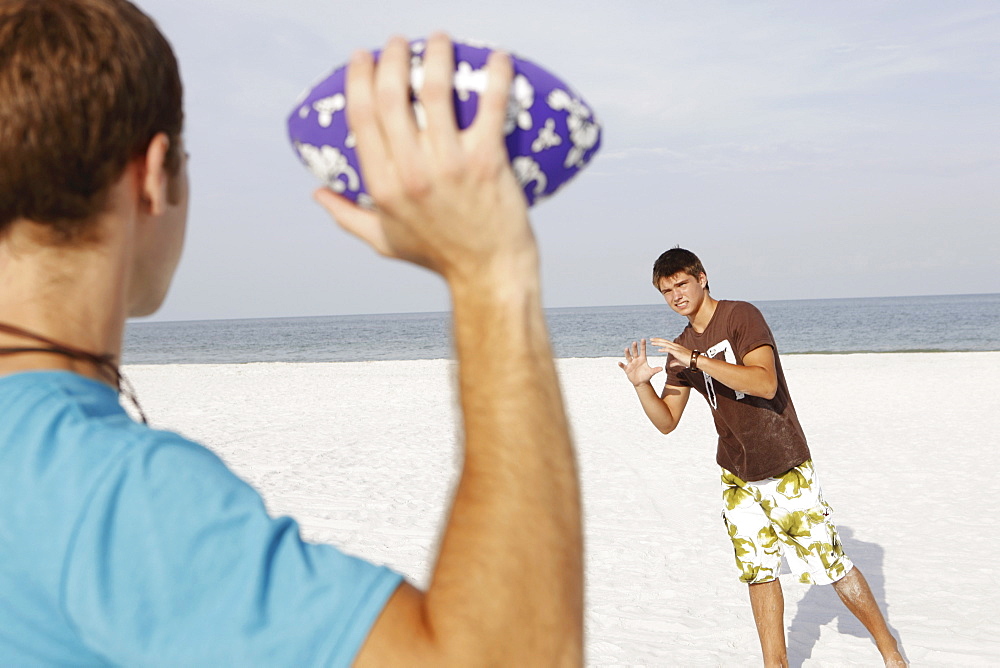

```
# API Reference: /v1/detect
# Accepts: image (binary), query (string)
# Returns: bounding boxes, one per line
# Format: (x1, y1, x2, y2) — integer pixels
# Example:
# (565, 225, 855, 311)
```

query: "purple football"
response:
(287, 39, 602, 208)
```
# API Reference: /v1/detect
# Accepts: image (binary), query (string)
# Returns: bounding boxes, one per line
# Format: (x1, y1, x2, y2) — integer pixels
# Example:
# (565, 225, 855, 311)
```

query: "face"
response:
(129, 139, 189, 317)
(657, 271, 707, 317)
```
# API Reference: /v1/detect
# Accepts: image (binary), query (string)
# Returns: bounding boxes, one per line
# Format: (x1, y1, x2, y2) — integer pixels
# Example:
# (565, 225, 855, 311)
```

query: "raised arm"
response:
(315, 34, 582, 666)
(619, 339, 690, 434)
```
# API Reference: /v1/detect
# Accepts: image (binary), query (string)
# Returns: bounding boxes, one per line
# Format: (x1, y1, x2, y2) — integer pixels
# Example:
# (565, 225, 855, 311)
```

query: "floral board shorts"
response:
(721, 459, 853, 585)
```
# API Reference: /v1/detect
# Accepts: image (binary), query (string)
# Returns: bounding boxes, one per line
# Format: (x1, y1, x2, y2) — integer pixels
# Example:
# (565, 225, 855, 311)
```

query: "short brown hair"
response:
(0, 0, 183, 241)
(652, 247, 709, 291)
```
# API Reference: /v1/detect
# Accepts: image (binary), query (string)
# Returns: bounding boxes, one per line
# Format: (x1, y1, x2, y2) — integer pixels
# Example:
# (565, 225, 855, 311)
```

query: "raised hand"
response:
(650, 336, 691, 372)
(314, 33, 533, 283)
(618, 339, 663, 387)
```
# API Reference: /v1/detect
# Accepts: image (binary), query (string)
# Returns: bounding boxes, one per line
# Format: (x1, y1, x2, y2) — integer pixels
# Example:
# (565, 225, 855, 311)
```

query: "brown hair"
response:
(652, 247, 709, 291)
(0, 0, 183, 242)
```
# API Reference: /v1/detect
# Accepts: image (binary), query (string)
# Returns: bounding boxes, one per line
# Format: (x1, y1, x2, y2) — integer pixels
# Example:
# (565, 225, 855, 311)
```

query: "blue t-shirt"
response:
(0, 371, 402, 666)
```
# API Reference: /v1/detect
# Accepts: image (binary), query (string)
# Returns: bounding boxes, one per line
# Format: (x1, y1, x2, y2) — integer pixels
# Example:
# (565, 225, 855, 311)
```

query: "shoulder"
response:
(1, 370, 231, 496)
(719, 300, 770, 329)
(723, 300, 765, 318)
(722, 301, 776, 356)
(2, 372, 402, 665)
(62, 416, 402, 665)
(75, 420, 261, 544)
(0, 371, 252, 554)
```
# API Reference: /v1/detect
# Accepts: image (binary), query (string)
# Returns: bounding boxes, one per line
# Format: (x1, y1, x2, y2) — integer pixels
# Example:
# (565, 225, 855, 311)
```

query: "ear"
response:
(139, 133, 172, 216)
(698, 272, 708, 288)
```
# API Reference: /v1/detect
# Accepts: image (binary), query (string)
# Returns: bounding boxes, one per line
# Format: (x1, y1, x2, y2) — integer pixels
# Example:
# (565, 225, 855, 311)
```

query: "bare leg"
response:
(832, 567, 906, 666)
(749, 579, 788, 667)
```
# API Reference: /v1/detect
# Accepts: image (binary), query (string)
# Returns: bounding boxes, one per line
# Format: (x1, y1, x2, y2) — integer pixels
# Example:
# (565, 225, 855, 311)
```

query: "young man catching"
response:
(0, 1, 581, 664)
(619, 247, 904, 666)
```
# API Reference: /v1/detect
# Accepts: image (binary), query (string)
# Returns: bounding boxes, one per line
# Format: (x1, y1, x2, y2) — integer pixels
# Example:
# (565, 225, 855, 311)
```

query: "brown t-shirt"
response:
(665, 300, 810, 481)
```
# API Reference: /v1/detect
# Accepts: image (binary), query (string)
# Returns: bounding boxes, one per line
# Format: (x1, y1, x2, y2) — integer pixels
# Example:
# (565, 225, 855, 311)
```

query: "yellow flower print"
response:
(726, 517, 754, 559)
(722, 471, 755, 510)
(776, 465, 811, 499)
(770, 508, 814, 560)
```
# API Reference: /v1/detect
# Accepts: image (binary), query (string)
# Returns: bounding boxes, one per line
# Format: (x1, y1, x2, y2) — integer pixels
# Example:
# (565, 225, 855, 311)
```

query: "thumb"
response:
(313, 188, 391, 255)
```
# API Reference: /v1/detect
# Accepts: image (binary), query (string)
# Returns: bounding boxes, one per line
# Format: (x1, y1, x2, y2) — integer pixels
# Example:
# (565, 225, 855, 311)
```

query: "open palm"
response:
(618, 339, 663, 387)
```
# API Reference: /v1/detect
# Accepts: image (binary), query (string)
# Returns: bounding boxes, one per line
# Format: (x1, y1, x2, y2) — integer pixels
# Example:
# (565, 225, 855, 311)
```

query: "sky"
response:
(136, 0, 1000, 322)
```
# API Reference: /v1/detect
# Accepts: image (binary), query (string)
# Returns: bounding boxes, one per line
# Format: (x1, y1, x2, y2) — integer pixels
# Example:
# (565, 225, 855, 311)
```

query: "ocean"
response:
(122, 293, 1000, 365)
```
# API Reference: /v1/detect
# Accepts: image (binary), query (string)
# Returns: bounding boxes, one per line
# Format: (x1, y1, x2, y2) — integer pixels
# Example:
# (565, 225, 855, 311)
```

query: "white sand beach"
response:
(126, 352, 1000, 666)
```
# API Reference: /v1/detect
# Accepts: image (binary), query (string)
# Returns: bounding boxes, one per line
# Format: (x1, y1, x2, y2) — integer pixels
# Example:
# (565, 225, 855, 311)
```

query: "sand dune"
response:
(126, 352, 1000, 666)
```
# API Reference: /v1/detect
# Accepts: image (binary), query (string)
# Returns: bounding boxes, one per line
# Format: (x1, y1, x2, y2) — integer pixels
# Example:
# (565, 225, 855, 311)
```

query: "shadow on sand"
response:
(787, 526, 907, 666)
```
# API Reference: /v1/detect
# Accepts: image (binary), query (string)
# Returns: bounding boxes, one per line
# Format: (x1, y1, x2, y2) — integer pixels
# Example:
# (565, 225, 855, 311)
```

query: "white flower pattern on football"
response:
(288, 39, 601, 208)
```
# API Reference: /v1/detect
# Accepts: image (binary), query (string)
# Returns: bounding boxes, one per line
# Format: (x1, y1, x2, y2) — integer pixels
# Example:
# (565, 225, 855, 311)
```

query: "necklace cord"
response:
(0, 322, 148, 424)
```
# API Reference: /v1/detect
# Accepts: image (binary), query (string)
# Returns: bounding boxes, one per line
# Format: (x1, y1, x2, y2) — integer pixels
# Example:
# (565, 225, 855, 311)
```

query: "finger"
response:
(373, 36, 426, 194)
(469, 48, 513, 147)
(420, 32, 461, 156)
(345, 49, 391, 191)
(314, 188, 391, 255)
(640, 338, 648, 358)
